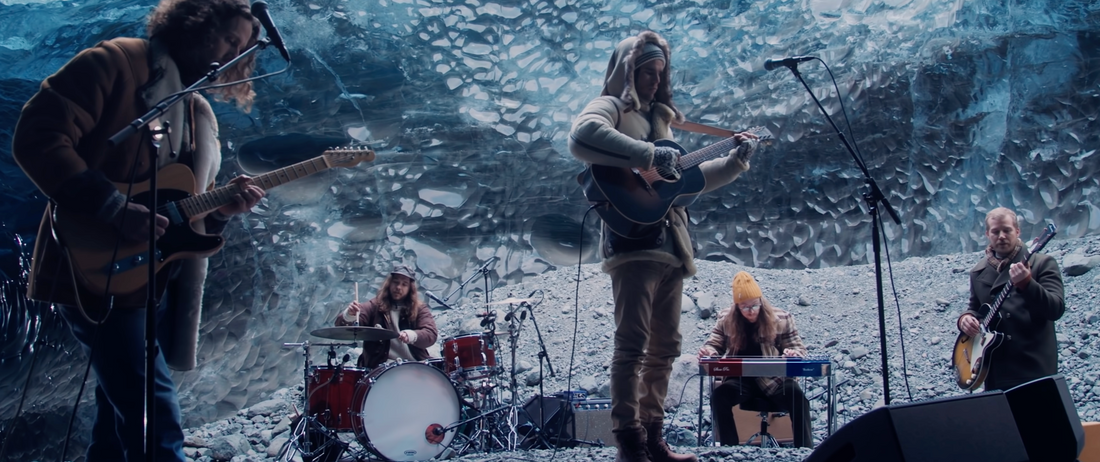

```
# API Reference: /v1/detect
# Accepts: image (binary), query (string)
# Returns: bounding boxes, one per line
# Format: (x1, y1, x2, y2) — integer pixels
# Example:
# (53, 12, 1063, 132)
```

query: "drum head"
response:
(356, 362, 460, 461)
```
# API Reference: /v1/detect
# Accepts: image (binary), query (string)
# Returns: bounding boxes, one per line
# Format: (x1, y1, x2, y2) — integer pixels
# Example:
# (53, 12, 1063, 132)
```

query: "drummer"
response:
(336, 265, 440, 368)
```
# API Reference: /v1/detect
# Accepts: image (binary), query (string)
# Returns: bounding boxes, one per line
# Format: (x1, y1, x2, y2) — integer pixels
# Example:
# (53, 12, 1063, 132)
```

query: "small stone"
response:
(930, 337, 942, 345)
(824, 339, 839, 348)
(267, 437, 288, 458)
(1086, 312, 1099, 325)
(935, 298, 951, 307)
(184, 435, 207, 448)
(1080, 351, 1091, 360)
(850, 347, 869, 360)
(797, 296, 811, 306)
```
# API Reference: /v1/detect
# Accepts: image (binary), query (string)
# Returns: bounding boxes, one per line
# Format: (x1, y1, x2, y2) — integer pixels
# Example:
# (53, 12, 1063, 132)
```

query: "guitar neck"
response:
(982, 283, 1015, 327)
(177, 156, 334, 218)
(679, 136, 741, 170)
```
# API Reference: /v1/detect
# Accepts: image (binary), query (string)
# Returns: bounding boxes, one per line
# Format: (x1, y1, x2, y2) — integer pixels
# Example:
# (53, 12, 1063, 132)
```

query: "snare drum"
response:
(352, 361, 461, 461)
(443, 333, 497, 379)
(307, 365, 367, 431)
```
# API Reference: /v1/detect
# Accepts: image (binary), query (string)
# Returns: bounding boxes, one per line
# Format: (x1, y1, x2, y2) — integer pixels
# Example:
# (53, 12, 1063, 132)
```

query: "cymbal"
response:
(310, 326, 398, 341)
(486, 297, 534, 306)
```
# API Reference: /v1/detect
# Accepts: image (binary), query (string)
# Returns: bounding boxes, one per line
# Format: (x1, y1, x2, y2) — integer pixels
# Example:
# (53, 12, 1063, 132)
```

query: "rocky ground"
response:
(178, 234, 1100, 462)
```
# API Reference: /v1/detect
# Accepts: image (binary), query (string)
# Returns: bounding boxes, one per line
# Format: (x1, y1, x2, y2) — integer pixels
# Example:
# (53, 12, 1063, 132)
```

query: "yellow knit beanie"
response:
(731, 271, 762, 305)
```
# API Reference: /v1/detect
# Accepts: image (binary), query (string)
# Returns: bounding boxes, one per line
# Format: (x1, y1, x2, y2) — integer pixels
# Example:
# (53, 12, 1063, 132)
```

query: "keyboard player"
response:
(697, 271, 812, 448)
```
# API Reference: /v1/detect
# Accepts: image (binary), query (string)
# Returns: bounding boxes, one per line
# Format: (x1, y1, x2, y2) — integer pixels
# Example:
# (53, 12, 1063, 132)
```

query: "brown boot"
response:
(644, 421, 697, 462)
(614, 426, 652, 462)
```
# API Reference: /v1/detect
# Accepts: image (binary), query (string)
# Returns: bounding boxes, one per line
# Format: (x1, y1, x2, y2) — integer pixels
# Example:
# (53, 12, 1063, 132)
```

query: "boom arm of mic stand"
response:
(107, 39, 270, 147)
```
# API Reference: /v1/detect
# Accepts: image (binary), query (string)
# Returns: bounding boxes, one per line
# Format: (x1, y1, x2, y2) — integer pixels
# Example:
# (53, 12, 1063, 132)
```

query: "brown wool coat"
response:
(13, 37, 222, 371)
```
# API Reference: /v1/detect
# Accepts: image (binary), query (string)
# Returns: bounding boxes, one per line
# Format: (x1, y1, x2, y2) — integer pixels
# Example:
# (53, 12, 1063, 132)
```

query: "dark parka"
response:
(961, 250, 1065, 390)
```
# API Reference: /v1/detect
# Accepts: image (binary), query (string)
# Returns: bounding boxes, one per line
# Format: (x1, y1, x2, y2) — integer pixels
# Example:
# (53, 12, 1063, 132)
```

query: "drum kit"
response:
(279, 295, 561, 462)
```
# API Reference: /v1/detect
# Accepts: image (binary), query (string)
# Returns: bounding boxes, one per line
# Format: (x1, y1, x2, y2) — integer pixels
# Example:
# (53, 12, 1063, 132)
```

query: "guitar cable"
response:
(547, 203, 599, 459)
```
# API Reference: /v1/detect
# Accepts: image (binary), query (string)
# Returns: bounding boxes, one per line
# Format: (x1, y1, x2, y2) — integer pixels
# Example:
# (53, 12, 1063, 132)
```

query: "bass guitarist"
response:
(957, 207, 1065, 391)
(568, 30, 759, 462)
(12, 0, 264, 459)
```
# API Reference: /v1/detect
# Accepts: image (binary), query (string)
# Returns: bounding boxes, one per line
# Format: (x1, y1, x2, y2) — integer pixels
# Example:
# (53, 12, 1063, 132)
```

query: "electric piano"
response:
(696, 355, 836, 445)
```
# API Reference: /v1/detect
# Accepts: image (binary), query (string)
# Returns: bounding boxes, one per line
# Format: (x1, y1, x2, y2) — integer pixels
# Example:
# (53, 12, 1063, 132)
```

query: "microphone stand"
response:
(106, 38, 272, 462)
(522, 300, 566, 447)
(780, 61, 902, 405)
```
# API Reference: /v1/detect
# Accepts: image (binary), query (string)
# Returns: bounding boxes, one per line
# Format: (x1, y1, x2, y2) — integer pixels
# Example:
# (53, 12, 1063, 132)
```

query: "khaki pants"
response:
(607, 261, 684, 431)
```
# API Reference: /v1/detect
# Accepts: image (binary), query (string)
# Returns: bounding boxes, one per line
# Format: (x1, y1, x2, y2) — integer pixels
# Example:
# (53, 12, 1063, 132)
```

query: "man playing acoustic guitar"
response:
(12, 0, 264, 459)
(957, 207, 1065, 391)
(568, 30, 759, 462)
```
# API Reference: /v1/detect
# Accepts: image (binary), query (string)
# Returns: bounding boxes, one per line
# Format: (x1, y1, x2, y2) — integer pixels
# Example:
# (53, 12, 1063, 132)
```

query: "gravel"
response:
(180, 234, 1100, 462)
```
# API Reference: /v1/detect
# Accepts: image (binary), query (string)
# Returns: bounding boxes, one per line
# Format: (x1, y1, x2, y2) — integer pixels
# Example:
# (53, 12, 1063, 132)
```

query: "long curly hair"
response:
(720, 297, 779, 355)
(374, 274, 422, 322)
(146, 0, 259, 110)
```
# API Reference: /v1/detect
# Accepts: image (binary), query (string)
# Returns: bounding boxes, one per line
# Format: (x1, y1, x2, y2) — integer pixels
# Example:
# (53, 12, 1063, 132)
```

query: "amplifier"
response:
(571, 398, 614, 447)
(519, 395, 615, 449)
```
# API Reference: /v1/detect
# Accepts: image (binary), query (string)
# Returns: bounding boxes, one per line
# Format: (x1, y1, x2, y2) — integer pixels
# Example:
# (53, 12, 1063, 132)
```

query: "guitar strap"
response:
(674, 120, 738, 138)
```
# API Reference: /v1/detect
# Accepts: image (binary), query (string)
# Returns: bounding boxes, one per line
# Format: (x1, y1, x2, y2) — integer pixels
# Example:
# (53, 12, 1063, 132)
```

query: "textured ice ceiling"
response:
(0, 0, 1098, 458)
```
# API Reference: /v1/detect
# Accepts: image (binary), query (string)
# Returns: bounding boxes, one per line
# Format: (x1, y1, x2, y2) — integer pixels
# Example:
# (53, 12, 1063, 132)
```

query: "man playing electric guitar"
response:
(956, 207, 1065, 391)
(12, 0, 264, 459)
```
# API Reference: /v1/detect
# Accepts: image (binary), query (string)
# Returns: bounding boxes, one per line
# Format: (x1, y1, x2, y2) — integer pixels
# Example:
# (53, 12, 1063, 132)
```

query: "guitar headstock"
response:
(1028, 223, 1057, 254)
(743, 126, 775, 146)
(323, 147, 376, 168)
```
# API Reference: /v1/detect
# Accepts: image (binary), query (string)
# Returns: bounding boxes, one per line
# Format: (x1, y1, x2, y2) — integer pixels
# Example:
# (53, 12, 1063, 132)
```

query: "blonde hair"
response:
(985, 207, 1020, 231)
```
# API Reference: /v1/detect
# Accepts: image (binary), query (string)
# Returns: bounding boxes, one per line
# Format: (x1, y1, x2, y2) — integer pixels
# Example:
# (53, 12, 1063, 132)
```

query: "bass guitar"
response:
(52, 147, 375, 295)
(951, 223, 1057, 390)
(579, 127, 772, 238)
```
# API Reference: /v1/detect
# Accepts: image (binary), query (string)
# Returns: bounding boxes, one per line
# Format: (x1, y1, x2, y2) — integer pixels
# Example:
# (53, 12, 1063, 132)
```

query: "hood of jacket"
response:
(600, 30, 684, 122)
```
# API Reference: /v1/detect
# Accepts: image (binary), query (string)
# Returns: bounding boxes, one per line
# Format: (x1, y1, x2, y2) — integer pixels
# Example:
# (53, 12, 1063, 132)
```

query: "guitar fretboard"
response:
(639, 127, 771, 184)
(176, 156, 335, 218)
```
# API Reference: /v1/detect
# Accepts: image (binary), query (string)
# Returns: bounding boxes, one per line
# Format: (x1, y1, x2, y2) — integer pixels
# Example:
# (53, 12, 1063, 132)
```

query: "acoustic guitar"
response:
(951, 223, 1057, 390)
(51, 147, 375, 296)
(579, 127, 772, 238)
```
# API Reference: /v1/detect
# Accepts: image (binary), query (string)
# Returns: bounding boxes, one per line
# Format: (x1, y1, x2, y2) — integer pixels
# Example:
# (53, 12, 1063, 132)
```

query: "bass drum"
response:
(352, 361, 461, 461)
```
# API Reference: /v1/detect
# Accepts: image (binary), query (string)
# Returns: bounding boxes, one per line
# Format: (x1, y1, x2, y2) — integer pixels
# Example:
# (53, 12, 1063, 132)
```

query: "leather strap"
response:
(672, 120, 737, 137)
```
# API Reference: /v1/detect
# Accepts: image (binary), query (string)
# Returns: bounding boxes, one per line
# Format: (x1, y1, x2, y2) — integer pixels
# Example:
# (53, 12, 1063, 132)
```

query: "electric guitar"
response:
(951, 223, 1057, 390)
(51, 147, 375, 295)
(579, 126, 772, 238)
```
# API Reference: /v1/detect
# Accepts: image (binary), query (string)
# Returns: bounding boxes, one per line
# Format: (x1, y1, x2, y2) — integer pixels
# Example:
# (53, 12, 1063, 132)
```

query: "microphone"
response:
(474, 256, 500, 274)
(424, 291, 452, 309)
(251, 1, 291, 62)
(764, 56, 815, 71)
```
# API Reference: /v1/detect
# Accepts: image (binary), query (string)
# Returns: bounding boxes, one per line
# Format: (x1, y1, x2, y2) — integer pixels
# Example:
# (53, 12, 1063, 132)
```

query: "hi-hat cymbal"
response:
(486, 297, 534, 306)
(310, 326, 398, 341)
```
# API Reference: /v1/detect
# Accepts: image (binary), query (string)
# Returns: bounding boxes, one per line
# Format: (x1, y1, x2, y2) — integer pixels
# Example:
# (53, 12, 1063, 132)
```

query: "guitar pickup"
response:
(104, 249, 164, 276)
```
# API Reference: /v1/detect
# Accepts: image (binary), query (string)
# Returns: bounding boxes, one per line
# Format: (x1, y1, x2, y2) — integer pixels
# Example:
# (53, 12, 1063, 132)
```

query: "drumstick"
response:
(353, 282, 360, 326)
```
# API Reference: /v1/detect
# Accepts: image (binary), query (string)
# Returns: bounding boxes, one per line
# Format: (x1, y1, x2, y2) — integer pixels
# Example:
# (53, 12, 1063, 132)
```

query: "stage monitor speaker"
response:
(1004, 374, 1085, 462)
(805, 391, 1029, 462)
(518, 395, 574, 449)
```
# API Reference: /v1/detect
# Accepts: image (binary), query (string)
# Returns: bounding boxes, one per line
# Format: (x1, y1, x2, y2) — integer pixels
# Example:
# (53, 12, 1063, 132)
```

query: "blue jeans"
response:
(59, 303, 186, 462)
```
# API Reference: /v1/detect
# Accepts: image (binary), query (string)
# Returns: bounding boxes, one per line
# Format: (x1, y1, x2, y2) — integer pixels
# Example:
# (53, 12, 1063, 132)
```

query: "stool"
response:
(740, 397, 787, 448)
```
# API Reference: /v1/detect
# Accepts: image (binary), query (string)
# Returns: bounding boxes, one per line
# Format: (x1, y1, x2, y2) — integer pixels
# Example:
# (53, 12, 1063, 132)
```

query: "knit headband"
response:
(636, 42, 665, 67)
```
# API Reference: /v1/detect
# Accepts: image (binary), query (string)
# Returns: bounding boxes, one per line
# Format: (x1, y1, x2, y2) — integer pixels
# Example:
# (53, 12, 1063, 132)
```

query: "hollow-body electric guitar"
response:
(579, 127, 772, 238)
(951, 223, 1057, 390)
(51, 147, 374, 296)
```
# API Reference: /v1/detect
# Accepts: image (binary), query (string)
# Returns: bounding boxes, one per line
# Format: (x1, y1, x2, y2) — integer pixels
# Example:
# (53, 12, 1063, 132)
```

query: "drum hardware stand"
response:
(279, 341, 355, 462)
